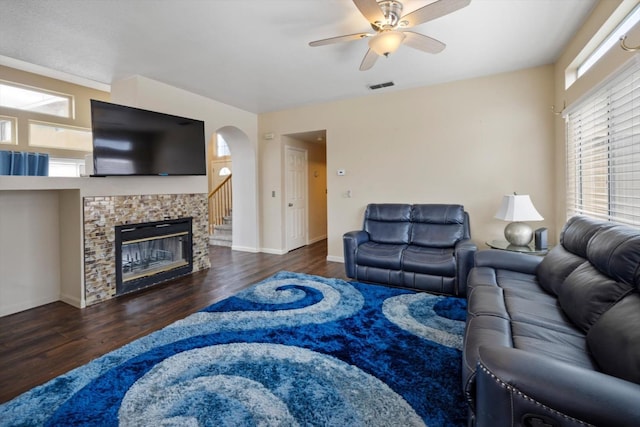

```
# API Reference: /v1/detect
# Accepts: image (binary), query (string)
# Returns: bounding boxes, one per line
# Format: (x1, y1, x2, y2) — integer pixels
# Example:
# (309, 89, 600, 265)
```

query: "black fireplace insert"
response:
(115, 217, 193, 295)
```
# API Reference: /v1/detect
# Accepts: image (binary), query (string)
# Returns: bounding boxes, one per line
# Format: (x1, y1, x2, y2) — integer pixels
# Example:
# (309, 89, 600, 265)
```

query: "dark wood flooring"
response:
(0, 240, 346, 404)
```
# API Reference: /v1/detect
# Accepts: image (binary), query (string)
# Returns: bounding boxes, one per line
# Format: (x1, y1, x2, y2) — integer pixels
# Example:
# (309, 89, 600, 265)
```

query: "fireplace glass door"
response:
(121, 232, 188, 283)
(115, 218, 193, 295)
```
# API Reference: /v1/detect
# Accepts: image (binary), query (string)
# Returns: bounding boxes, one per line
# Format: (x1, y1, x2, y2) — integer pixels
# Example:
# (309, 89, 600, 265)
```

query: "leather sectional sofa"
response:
(464, 215, 640, 426)
(343, 203, 476, 296)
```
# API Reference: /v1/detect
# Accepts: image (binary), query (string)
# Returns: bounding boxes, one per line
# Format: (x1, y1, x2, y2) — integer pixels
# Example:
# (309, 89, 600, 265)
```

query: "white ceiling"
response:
(0, 0, 596, 114)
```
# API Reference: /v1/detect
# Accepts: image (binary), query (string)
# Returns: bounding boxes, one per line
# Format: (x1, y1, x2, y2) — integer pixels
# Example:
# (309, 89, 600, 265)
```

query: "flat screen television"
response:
(90, 100, 206, 176)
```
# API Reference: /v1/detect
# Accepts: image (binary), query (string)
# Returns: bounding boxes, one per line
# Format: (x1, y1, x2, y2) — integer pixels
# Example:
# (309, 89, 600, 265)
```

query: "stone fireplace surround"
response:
(83, 194, 210, 306)
(0, 176, 210, 317)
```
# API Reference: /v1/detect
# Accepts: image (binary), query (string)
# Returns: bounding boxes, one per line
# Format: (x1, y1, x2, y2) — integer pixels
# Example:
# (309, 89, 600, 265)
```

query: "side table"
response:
(486, 239, 549, 256)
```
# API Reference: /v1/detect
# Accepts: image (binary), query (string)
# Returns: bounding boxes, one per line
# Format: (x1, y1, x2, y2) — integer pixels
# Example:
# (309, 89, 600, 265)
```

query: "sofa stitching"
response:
(464, 374, 476, 411)
(477, 363, 594, 427)
(509, 392, 515, 427)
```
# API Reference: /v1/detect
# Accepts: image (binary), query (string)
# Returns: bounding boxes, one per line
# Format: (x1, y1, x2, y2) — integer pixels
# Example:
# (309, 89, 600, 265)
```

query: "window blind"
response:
(567, 57, 640, 226)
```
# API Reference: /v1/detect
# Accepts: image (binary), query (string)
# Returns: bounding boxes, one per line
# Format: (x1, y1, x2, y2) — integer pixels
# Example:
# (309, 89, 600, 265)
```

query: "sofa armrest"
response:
(454, 238, 477, 296)
(475, 346, 640, 427)
(343, 230, 370, 278)
(473, 249, 541, 275)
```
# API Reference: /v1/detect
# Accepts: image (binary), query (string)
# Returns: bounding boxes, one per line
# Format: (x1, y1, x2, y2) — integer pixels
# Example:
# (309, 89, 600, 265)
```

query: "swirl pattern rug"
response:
(0, 271, 467, 426)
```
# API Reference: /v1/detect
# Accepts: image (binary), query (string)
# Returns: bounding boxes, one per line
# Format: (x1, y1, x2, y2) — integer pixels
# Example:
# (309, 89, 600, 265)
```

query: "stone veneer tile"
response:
(83, 193, 210, 306)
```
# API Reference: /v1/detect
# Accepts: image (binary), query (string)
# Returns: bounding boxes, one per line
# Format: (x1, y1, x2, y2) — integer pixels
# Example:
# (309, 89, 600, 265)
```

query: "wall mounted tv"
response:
(90, 100, 206, 176)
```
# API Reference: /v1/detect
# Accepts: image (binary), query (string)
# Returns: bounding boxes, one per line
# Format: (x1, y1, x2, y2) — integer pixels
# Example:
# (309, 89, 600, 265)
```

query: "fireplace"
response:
(115, 218, 193, 296)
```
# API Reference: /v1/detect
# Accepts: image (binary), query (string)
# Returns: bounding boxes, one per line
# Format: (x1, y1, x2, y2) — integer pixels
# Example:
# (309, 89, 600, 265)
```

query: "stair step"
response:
(215, 224, 232, 231)
(210, 233, 232, 247)
(210, 238, 232, 247)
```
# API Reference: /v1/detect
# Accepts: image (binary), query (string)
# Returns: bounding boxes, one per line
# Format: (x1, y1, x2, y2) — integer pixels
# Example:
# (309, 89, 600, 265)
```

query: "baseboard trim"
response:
(326, 255, 344, 263)
(231, 245, 260, 253)
(1, 295, 60, 317)
(60, 293, 84, 309)
(261, 248, 288, 255)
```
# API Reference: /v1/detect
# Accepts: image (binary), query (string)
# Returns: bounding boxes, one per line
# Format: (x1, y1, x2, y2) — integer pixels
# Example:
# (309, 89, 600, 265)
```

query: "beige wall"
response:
(111, 75, 261, 252)
(260, 65, 555, 260)
(0, 65, 109, 159)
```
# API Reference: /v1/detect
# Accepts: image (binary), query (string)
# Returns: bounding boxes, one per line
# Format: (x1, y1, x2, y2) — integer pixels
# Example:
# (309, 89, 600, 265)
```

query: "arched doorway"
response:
(207, 126, 258, 252)
(208, 133, 233, 246)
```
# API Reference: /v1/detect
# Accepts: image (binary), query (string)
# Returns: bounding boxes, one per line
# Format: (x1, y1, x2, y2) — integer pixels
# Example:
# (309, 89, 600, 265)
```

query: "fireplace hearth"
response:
(115, 218, 193, 296)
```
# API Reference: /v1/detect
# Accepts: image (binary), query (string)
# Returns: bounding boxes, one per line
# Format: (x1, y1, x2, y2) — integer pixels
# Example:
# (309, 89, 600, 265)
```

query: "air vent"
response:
(368, 81, 395, 90)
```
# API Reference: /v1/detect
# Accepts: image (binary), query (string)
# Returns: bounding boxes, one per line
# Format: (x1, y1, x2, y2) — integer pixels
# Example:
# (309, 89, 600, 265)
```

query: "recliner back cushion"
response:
(560, 215, 615, 258)
(587, 293, 640, 384)
(537, 246, 587, 296)
(540, 215, 626, 297)
(558, 262, 633, 333)
(410, 204, 465, 248)
(364, 204, 411, 244)
(586, 225, 640, 289)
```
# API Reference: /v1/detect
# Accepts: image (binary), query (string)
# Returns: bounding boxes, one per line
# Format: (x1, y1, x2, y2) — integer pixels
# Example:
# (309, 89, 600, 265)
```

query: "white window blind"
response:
(567, 58, 640, 226)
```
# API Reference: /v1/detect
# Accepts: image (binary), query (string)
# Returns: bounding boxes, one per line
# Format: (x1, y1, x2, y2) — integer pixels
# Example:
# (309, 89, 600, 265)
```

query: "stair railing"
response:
(208, 174, 232, 234)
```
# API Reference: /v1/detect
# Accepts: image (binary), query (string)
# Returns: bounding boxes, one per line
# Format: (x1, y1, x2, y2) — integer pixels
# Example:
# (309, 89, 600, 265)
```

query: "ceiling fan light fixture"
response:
(368, 30, 405, 56)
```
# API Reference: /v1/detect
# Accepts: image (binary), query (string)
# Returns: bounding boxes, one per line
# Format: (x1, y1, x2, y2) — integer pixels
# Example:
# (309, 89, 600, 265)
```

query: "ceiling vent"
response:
(368, 81, 395, 90)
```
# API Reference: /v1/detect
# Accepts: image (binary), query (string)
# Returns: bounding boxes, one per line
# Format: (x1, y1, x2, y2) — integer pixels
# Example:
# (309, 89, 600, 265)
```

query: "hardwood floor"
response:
(0, 240, 347, 404)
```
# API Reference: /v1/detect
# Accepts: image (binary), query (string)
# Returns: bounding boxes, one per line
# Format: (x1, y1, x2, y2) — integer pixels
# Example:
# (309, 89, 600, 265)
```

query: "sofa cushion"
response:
(469, 281, 581, 336)
(557, 262, 633, 333)
(537, 245, 587, 295)
(410, 204, 465, 247)
(587, 293, 640, 384)
(560, 215, 614, 258)
(511, 321, 596, 369)
(587, 225, 640, 289)
(401, 246, 456, 276)
(355, 241, 406, 270)
(364, 204, 411, 244)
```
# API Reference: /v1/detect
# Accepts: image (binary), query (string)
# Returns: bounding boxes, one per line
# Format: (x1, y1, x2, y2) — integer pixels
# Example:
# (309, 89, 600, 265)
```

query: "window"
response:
(0, 81, 73, 118)
(0, 115, 16, 144)
(216, 134, 230, 157)
(48, 157, 87, 177)
(577, 4, 640, 79)
(29, 121, 92, 151)
(567, 57, 640, 226)
(566, 3, 640, 89)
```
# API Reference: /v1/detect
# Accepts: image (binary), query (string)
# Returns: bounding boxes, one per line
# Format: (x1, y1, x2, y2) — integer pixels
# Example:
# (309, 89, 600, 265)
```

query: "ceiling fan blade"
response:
(402, 0, 471, 27)
(353, 0, 385, 24)
(402, 31, 446, 53)
(309, 32, 370, 47)
(359, 49, 378, 71)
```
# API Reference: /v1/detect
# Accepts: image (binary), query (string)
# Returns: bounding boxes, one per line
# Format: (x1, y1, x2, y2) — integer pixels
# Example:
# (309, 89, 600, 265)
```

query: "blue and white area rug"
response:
(0, 271, 467, 426)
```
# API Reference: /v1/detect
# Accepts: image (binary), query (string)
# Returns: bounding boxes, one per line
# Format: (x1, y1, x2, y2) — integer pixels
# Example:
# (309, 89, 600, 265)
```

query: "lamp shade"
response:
(368, 31, 405, 56)
(494, 194, 543, 222)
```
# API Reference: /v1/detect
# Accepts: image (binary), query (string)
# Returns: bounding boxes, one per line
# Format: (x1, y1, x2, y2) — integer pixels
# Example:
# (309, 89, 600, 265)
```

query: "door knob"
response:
(288, 203, 293, 207)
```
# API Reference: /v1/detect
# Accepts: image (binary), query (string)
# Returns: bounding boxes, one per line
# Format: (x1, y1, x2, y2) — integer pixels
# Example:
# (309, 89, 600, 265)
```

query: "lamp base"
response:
(504, 222, 533, 246)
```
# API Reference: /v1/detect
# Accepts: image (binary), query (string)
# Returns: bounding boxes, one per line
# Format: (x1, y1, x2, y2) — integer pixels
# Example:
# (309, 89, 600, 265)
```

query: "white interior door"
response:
(285, 146, 308, 251)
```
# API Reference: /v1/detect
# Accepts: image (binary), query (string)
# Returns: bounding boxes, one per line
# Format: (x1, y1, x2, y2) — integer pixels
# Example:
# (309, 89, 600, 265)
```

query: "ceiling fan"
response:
(309, 0, 471, 71)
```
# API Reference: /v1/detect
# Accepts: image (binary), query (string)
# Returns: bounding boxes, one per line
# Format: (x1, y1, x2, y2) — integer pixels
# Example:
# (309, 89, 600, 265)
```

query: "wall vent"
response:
(368, 81, 395, 90)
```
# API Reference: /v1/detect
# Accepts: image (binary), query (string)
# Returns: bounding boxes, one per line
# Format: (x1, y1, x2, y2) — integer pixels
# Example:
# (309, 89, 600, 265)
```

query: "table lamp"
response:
(494, 194, 543, 246)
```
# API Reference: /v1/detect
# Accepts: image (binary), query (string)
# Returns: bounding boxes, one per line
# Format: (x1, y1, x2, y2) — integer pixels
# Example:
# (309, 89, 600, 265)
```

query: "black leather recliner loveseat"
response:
(464, 215, 640, 426)
(343, 203, 476, 296)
